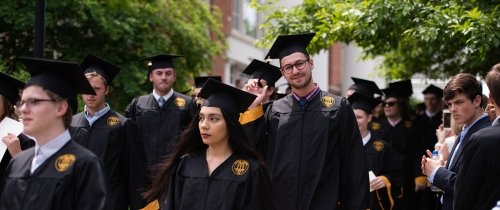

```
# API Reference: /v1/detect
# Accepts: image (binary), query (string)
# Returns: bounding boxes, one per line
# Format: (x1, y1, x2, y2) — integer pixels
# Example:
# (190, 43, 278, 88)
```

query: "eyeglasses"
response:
(281, 59, 309, 74)
(18, 98, 56, 108)
(383, 101, 398, 107)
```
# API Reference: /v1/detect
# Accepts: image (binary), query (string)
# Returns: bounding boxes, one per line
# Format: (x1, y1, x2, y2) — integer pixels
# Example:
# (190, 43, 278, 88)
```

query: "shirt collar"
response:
(462, 113, 488, 134)
(84, 103, 110, 125)
(153, 88, 174, 102)
(362, 132, 371, 146)
(387, 117, 402, 127)
(425, 110, 438, 118)
(34, 130, 71, 159)
(493, 116, 500, 126)
(84, 103, 110, 117)
(292, 84, 320, 102)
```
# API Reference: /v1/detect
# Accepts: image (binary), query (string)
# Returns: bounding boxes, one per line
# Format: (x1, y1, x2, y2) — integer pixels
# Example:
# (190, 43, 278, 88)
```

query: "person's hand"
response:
(421, 149, 444, 177)
(370, 176, 386, 191)
(435, 124, 452, 144)
(243, 79, 261, 96)
(244, 79, 267, 109)
(2, 133, 22, 156)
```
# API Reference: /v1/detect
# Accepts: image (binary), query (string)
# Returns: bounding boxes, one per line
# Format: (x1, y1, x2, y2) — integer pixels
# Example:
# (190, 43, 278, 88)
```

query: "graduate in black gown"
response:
(240, 33, 369, 210)
(416, 84, 443, 210)
(0, 57, 108, 209)
(0, 72, 35, 190)
(346, 77, 384, 138)
(373, 80, 426, 210)
(240, 59, 281, 146)
(125, 54, 193, 171)
(70, 54, 148, 209)
(142, 79, 275, 210)
(348, 92, 402, 210)
(242, 59, 282, 105)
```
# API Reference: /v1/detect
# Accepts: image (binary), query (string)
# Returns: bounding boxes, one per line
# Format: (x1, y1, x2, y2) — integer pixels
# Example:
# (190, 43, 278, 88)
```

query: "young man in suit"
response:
(422, 73, 491, 210)
(453, 65, 500, 210)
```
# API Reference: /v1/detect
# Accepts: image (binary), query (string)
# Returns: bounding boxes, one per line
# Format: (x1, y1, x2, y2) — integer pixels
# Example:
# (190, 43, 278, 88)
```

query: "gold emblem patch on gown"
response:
(55, 154, 76, 172)
(232, 159, 249, 175)
(404, 121, 413, 128)
(107, 116, 120, 126)
(175, 97, 186, 107)
(370, 122, 381, 130)
(321, 96, 335, 108)
(373, 140, 385, 152)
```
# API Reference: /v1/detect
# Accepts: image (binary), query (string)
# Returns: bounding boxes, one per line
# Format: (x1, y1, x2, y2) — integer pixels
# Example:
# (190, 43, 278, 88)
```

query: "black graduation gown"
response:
(0, 133, 34, 187)
(71, 110, 140, 210)
(163, 150, 276, 210)
(453, 124, 500, 210)
(419, 111, 442, 151)
(244, 91, 369, 210)
(125, 93, 193, 169)
(0, 140, 108, 210)
(369, 116, 425, 210)
(364, 136, 402, 210)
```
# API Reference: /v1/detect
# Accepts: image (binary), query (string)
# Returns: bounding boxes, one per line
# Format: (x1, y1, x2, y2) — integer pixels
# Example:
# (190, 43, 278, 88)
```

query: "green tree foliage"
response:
(0, 0, 225, 112)
(254, 0, 500, 80)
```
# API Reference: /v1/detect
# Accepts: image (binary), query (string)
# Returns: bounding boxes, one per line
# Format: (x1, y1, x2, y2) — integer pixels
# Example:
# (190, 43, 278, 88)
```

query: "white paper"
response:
(0, 117, 24, 162)
(368, 170, 377, 192)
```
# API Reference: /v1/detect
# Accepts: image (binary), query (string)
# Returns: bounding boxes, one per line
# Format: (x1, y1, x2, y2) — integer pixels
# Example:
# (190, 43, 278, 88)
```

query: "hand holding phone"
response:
(443, 109, 451, 129)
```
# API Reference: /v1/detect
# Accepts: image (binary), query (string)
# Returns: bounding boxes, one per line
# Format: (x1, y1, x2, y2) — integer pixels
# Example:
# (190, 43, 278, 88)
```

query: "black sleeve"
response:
(75, 157, 110, 210)
(339, 98, 370, 209)
(123, 120, 150, 209)
(246, 164, 277, 210)
(125, 97, 138, 119)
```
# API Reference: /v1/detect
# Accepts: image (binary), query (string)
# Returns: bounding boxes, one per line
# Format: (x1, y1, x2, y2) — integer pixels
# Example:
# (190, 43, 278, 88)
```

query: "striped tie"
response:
(158, 97, 165, 108)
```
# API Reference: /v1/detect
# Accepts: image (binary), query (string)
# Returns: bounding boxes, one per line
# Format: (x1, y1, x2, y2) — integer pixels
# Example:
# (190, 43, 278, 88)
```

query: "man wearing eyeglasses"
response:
(0, 57, 109, 209)
(240, 33, 368, 210)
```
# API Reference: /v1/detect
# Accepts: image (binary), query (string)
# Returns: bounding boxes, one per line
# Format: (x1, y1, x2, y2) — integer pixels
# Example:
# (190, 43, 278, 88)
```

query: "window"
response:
(232, 0, 260, 38)
(230, 62, 249, 89)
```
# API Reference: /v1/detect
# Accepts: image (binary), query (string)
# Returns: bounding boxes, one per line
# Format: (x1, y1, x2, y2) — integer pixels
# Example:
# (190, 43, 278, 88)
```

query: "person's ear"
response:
(55, 100, 68, 117)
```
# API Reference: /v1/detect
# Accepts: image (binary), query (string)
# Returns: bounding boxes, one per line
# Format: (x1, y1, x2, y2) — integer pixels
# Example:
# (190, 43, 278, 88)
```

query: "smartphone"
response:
(443, 109, 451, 129)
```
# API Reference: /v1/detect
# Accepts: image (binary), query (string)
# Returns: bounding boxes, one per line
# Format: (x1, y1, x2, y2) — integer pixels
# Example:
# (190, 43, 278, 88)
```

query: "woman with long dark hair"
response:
(0, 72, 34, 189)
(143, 79, 275, 210)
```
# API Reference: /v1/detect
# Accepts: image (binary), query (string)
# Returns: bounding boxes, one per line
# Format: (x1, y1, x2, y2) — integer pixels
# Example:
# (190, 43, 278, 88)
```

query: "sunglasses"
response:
(383, 101, 398, 107)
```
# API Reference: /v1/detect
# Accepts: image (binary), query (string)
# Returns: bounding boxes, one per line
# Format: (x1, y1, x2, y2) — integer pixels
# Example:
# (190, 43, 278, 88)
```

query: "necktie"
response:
(31, 148, 43, 173)
(299, 97, 308, 110)
(158, 97, 165, 108)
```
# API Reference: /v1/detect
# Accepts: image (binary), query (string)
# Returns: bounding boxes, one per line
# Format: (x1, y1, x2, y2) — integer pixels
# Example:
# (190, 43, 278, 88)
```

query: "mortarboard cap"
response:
(348, 92, 382, 113)
(140, 54, 183, 84)
(265, 33, 315, 60)
(194, 76, 222, 88)
(16, 57, 95, 113)
(80, 54, 121, 84)
(351, 77, 383, 98)
(198, 78, 256, 120)
(0, 72, 25, 105)
(141, 54, 182, 70)
(243, 59, 282, 87)
(383, 80, 413, 98)
(422, 84, 443, 98)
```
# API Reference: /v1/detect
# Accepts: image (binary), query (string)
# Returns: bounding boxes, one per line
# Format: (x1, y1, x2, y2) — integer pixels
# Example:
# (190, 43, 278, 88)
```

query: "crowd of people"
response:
(0, 32, 499, 210)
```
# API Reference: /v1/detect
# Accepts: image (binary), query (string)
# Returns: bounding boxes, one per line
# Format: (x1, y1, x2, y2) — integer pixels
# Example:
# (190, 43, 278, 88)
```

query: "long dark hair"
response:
(143, 106, 264, 202)
(0, 95, 16, 121)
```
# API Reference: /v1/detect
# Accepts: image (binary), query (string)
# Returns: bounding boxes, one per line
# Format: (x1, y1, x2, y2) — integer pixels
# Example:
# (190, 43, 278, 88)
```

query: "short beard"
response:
(290, 73, 312, 89)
